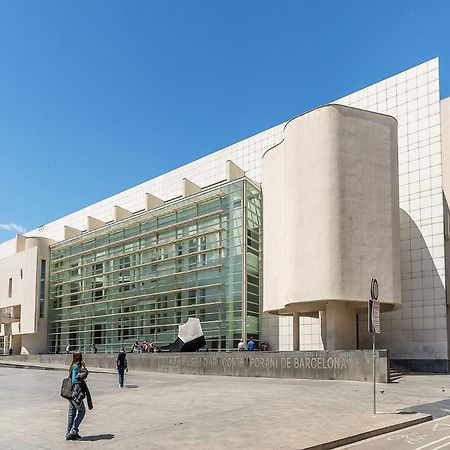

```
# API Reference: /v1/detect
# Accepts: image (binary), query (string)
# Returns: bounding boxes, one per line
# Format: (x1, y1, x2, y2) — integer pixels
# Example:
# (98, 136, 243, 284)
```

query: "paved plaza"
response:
(1, 364, 450, 449)
(342, 415, 450, 449)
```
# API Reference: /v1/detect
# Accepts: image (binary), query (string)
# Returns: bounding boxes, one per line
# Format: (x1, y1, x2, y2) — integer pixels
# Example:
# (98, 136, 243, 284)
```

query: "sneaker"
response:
(66, 433, 81, 441)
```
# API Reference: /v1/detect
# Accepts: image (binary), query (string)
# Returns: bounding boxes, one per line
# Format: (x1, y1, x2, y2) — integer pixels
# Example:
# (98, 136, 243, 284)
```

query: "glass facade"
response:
(39, 259, 46, 319)
(48, 179, 261, 353)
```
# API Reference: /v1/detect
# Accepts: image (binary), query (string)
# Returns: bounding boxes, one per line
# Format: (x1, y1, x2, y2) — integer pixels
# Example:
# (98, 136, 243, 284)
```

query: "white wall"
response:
(263, 105, 400, 316)
(263, 59, 447, 357)
(0, 237, 52, 354)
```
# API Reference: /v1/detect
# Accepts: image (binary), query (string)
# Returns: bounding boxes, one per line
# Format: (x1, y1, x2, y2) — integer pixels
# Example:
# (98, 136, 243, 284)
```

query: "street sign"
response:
(368, 278, 381, 334)
(370, 278, 378, 301)
(372, 298, 380, 334)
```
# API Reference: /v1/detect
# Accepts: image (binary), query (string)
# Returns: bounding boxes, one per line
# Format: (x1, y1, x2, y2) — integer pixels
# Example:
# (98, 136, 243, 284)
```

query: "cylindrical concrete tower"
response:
(262, 104, 401, 349)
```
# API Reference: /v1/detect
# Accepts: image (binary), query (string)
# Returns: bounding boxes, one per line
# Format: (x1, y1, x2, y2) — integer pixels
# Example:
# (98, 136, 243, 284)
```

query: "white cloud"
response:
(0, 223, 27, 234)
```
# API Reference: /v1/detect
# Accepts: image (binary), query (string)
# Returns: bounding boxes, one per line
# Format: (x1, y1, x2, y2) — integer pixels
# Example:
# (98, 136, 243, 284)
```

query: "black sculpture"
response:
(169, 317, 206, 352)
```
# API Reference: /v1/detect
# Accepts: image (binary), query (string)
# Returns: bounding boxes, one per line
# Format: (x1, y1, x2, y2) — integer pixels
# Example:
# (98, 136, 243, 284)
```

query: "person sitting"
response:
(130, 340, 139, 353)
(260, 341, 270, 351)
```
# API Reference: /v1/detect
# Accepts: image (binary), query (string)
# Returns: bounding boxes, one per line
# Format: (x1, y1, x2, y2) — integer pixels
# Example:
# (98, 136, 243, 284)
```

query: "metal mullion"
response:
(242, 180, 248, 343)
(49, 300, 223, 323)
(53, 247, 224, 298)
(51, 282, 222, 311)
(49, 318, 223, 338)
(52, 209, 224, 262)
(52, 227, 223, 278)
(54, 262, 223, 299)
(51, 191, 226, 253)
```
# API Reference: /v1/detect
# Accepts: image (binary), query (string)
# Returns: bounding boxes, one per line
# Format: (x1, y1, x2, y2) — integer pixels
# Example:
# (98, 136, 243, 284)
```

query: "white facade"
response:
(0, 58, 448, 369)
(263, 105, 401, 350)
(0, 237, 53, 354)
(338, 58, 445, 362)
(264, 59, 446, 362)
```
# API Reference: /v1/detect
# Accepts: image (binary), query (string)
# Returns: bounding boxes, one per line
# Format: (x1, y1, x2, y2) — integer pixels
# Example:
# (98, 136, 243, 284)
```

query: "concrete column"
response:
(145, 193, 164, 211)
(87, 216, 106, 231)
(15, 235, 27, 253)
(293, 312, 300, 351)
(114, 206, 133, 221)
(64, 225, 82, 240)
(325, 302, 356, 350)
(11, 334, 21, 355)
(182, 178, 201, 197)
(227, 160, 245, 181)
(319, 310, 327, 349)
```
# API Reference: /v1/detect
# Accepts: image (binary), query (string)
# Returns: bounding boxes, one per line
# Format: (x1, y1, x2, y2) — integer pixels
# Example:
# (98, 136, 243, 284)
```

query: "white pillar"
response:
(64, 225, 83, 240)
(227, 160, 245, 181)
(293, 312, 300, 351)
(325, 302, 356, 350)
(182, 178, 201, 197)
(87, 216, 106, 231)
(145, 193, 164, 211)
(319, 310, 327, 350)
(114, 206, 133, 221)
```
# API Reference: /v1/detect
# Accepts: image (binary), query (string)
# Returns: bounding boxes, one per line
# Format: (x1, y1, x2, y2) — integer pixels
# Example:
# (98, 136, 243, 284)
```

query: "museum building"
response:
(1, 58, 449, 371)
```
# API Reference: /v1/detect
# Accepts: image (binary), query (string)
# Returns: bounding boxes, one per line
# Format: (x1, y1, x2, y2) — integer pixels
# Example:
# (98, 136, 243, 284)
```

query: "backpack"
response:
(61, 377, 73, 399)
(60, 367, 73, 399)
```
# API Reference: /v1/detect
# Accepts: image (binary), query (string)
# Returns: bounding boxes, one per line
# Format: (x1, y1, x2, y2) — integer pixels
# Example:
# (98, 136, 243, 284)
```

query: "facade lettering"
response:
(159, 354, 350, 373)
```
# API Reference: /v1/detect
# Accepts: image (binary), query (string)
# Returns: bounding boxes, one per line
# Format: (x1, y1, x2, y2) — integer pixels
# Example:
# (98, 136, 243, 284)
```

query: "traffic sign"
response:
(372, 298, 380, 334)
(368, 278, 380, 334)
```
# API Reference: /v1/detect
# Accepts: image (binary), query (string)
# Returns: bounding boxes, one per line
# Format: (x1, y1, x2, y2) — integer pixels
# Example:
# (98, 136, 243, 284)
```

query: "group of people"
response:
(64, 341, 160, 356)
(237, 338, 270, 351)
(130, 339, 161, 353)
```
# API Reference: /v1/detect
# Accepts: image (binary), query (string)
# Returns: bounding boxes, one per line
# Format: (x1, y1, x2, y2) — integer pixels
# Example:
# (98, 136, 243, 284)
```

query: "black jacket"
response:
(71, 367, 93, 410)
(116, 351, 127, 369)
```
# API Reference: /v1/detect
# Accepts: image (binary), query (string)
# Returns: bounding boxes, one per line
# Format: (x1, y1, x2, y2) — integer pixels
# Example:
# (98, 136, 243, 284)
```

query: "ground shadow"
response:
(81, 434, 114, 442)
(400, 398, 450, 419)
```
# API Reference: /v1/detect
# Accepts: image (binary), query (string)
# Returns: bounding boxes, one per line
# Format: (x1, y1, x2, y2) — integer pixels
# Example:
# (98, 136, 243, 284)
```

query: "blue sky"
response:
(1, 0, 449, 243)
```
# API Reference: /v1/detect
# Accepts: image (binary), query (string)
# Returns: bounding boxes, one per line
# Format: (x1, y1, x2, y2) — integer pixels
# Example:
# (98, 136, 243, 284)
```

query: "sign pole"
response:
(369, 278, 379, 415)
(373, 332, 376, 414)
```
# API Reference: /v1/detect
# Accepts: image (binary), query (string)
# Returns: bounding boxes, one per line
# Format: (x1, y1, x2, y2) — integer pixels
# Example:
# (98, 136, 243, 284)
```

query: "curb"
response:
(0, 362, 117, 375)
(304, 414, 433, 449)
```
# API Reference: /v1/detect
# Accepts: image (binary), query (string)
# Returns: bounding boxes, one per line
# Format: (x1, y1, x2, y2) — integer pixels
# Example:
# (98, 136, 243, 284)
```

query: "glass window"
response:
(47, 180, 260, 352)
(39, 260, 46, 318)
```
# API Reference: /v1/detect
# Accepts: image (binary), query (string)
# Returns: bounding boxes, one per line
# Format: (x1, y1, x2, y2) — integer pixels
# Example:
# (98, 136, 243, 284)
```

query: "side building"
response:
(0, 236, 53, 354)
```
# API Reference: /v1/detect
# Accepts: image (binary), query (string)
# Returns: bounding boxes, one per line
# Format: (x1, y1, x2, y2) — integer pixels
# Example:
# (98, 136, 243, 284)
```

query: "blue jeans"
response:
(118, 367, 125, 387)
(67, 400, 85, 435)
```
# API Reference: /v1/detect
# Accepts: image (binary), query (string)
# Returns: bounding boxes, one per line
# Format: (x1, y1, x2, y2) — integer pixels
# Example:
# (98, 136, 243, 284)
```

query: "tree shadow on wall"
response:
(358, 208, 446, 368)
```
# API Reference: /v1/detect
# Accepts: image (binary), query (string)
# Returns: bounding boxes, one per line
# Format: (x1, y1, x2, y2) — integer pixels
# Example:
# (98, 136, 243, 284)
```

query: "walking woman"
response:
(66, 351, 93, 440)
